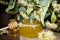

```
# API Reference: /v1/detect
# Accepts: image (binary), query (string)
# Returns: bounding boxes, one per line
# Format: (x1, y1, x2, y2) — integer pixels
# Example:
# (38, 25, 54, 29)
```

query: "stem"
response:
(52, 10, 55, 15)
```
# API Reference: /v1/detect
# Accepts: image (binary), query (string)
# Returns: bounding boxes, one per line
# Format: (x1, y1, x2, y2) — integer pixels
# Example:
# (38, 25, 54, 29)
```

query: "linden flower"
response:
(52, 1, 60, 13)
(38, 30, 56, 40)
(20, 12, 29, 19)
(45, 21, 58, 29)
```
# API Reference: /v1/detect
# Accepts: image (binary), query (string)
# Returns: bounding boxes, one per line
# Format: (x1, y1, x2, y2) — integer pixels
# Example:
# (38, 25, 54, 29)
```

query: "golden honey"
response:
(19, 19, 43, 38)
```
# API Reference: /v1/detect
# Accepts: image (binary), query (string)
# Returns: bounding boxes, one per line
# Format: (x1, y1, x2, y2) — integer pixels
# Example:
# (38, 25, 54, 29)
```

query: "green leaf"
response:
(51, 11, 57, 23)
(6, 0, 18, 14)
(39, 0, 52, 7)
(34, 0, 39, 4)
(19, 7, 26, 12)
(40, 0, 52, 26)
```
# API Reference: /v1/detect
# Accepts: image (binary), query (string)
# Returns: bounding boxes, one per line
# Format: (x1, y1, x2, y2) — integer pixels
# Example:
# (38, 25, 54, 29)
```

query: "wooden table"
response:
(20, 32, 60, 40)
(0, 32, 60, 40)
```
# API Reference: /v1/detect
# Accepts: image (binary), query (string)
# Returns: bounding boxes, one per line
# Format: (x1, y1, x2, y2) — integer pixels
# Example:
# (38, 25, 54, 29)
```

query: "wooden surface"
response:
(0, 32, 60, 40)
(20, 32, 60, 40)
(54, 32, 60, 40)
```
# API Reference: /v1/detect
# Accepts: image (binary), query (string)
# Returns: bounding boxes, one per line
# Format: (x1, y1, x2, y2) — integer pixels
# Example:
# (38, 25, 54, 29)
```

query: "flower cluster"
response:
(38, 30, 56, 40)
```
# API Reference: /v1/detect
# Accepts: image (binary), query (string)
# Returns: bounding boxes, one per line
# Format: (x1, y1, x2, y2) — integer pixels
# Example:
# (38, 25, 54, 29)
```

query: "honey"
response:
(19, 19, 43, 38)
